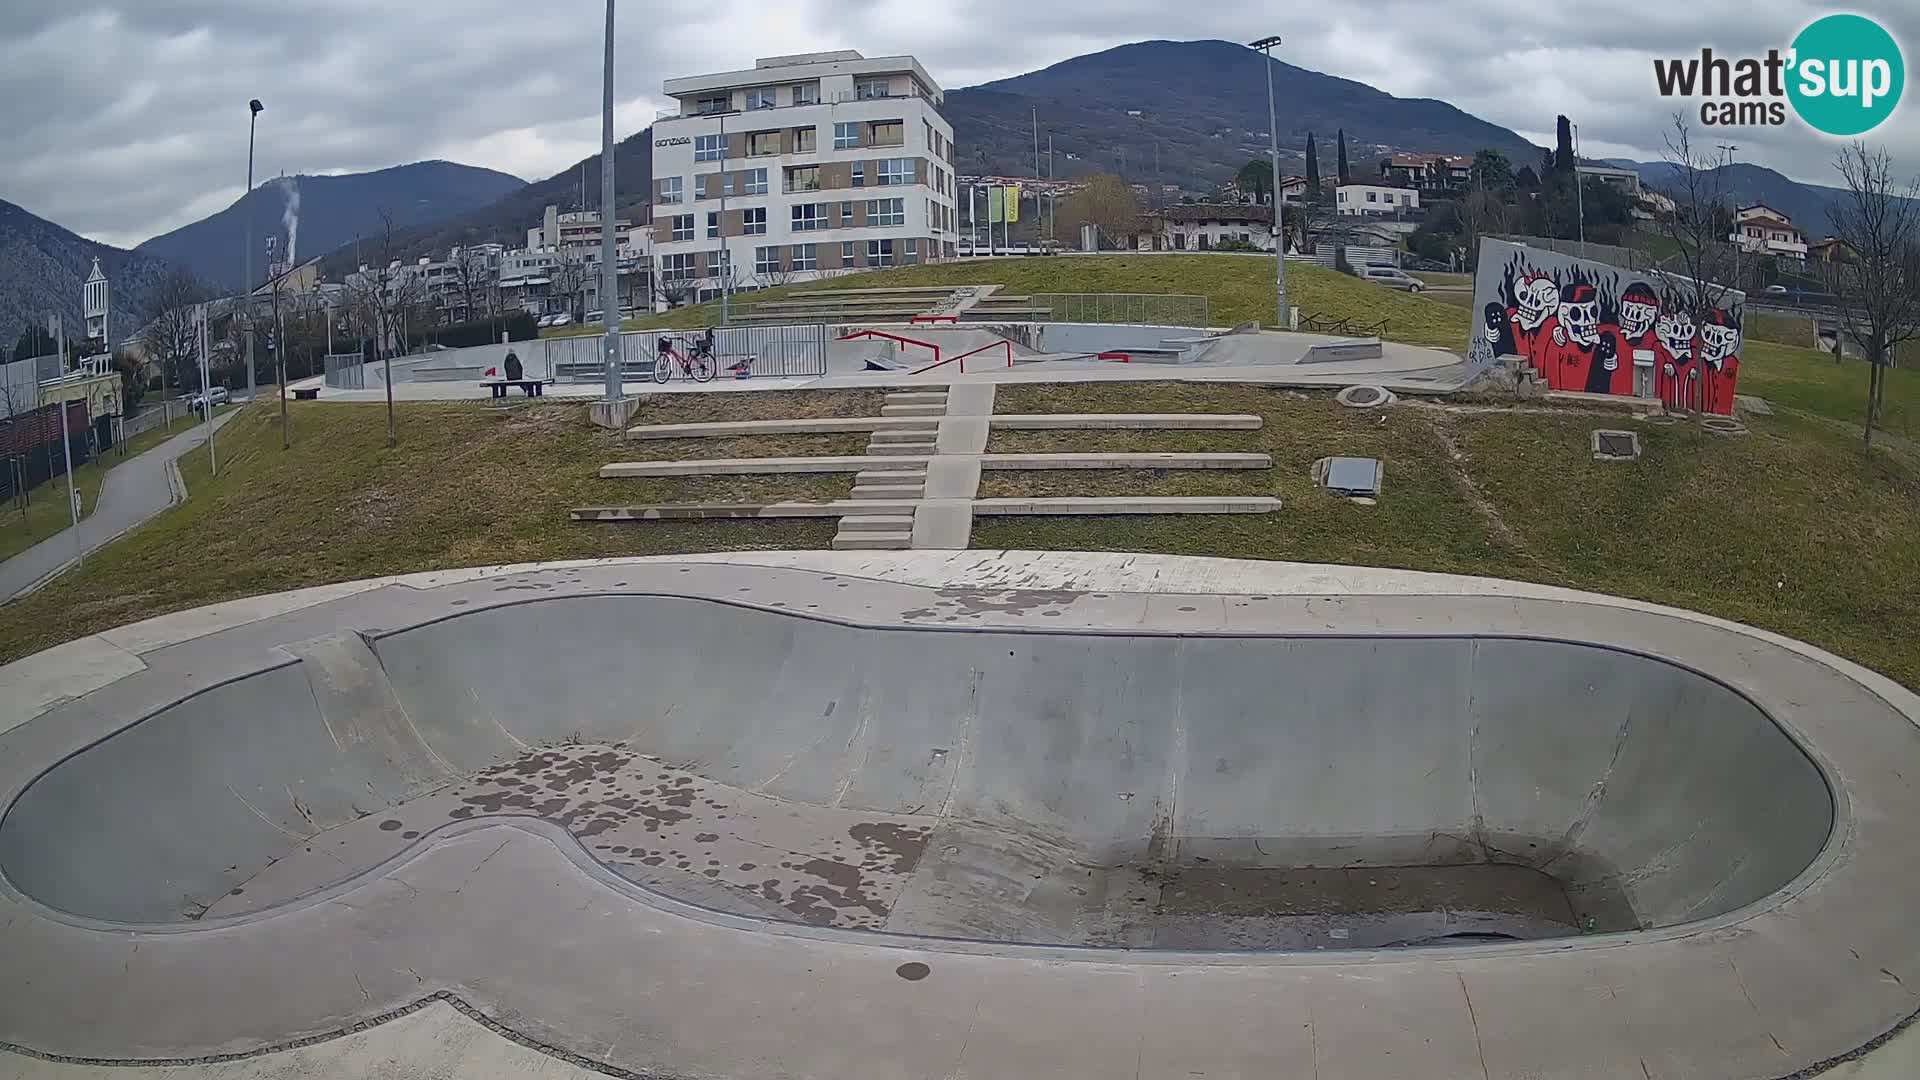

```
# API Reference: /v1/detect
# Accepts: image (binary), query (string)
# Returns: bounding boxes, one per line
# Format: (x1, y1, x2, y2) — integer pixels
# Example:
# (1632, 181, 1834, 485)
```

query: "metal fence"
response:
(550, 324, 830, 382)
(1026, 293, 1211, 327)
(324, 352, 366, 389)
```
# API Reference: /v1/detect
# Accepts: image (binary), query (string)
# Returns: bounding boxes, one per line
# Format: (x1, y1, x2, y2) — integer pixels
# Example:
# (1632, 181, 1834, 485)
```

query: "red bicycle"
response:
(653, 330, 717, 383)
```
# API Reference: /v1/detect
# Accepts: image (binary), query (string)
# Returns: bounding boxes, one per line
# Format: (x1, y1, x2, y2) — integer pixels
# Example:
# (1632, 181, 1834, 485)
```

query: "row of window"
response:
(691, 120, 909, 165)
(668, 199, 908, 241)
(658, 238, 921, 281)
(690, 79, 898, 115)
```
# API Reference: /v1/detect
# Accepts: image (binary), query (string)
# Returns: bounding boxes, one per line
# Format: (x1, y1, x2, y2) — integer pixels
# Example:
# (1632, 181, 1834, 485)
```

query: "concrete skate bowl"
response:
(0, 594, 1835, 951)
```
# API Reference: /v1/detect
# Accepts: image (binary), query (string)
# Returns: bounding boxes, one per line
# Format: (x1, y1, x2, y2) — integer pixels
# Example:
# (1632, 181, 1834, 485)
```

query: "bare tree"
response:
(1458, 188, 1511, 271)
(550, 250, 589, 323)
(1824, 143, 1920, 448)
(1063, 173, 1142, 248)
(1651, 115, 1740, 322)
(656, 273, 698, 310)
(137, 267, 208, 403)
(339, 210, 424, 447)
(452, 248, 500, 325)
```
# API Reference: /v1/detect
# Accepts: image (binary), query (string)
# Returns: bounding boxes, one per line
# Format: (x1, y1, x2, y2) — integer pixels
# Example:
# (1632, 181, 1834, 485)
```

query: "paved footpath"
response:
(0, 412, 237, 602)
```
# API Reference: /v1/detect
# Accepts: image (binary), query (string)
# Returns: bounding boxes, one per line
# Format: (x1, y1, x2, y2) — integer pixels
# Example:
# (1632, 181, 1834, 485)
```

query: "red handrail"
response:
(910, 315, 959, 324)
(837, 328, 939, 368)
(952, 339, 1014, 373)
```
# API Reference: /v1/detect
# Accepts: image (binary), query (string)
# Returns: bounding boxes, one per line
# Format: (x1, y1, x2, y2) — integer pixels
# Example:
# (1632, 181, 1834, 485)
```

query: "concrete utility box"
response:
(1314, 456, 1383, 498)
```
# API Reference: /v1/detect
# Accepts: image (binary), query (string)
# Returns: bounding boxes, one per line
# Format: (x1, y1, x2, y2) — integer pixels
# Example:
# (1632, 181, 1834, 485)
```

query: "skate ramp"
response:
(0, 595, 1832, 945)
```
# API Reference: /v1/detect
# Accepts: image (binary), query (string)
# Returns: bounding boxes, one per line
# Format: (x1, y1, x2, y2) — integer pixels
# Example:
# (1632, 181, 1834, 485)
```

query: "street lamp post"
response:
(1249, 36, 1290, 329)
(1718, 143, 1741, 292)
(1572, 122, 1587, 257)
(600, 0, 623, 401)
(244, 99, 263, 403)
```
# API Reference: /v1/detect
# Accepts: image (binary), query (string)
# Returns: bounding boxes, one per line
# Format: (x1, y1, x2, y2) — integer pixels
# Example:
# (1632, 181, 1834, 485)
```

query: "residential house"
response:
(1378, 153, 1472, 192)
(1732, 204, 1809, 260)
(1336, 184, 1419, 216)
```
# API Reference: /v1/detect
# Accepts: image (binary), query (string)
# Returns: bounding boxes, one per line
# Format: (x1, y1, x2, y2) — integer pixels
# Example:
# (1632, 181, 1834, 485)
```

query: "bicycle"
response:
(653, 331, 717, 384)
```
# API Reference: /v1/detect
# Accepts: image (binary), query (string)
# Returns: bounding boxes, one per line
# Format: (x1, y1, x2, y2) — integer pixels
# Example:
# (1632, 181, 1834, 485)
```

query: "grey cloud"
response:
(1, 0, 1915, 247)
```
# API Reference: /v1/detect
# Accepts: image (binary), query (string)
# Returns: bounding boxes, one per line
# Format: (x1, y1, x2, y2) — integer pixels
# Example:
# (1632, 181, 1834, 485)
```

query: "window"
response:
(742, 207, 766, 235)
(659, 176, 683, 204)
(790, 244, 817, 271)
(793, 127, 816, 153)
(791, 82, 818, 106)
(871, 121, 904, 147)
(839, 201, 854, 223)
(923, 120, 933, 148)
(670, 214, 693, 242)
(755, 246, 781, 275)
(878, 158, 912, 186)
(833, 122, 859, 150)
(928, 199, 937, 232)
(867, 239, 895, 266)
(855, 79, 889, 100)
(785, 165, 820, 193)
(720, 172, 734, 197)
(707, 211, 720, 239)
(746, 87, 777, 111)
(842, 240, 856, 264)
(1366, 191, 1377, 203)
(747, 130, 779, 156)
(694, 134, 724, 162)
(851, 161, 864, 188)
(743, 168, 768, 195)
(868, 198, 904, 227)
(792, 203, 826, 231)
(660, 252, 697, 280)
(902, 239, 920, 265)
(694, 95, 728, 114)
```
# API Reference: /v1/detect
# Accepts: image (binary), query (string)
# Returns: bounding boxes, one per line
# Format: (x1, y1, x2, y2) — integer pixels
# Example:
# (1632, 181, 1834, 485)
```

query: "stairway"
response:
(831, 389, 947, 550)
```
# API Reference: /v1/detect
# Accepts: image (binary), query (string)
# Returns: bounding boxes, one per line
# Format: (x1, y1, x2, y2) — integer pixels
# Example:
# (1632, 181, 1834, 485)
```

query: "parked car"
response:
(191, 387, 230, 412)
(1359, 265, 1425, 292)
(1764, 284, 1790, 295)
(550, 313, 572, 327)
(536, 314, 559, 328)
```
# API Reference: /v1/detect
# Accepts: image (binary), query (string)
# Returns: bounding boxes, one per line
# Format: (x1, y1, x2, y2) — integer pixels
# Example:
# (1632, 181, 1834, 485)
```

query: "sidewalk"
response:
(0, 412, 238, 601)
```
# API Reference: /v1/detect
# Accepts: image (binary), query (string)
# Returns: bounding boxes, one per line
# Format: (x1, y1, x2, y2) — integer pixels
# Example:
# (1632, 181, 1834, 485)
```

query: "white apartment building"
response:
(650, 50, 958, 300)
(1336, 184, 1419, 216)
(1732, 204, 1809, 260)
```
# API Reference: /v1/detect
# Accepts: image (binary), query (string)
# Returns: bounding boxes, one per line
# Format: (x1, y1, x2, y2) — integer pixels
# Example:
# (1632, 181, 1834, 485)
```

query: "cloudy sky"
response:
(3, 1, 1916, 248)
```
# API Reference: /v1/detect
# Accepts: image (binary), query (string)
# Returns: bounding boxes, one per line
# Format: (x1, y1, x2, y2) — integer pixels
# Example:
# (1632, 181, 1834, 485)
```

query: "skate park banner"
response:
(1470, 238, 1745, 414)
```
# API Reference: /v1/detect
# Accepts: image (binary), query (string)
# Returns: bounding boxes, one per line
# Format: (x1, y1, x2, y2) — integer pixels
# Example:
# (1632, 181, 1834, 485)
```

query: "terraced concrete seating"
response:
(599, 452, 1269, 479)
(573, 496, 1281, 521)
(626, 416, 936, 439)
(989, 413, 1264, 431)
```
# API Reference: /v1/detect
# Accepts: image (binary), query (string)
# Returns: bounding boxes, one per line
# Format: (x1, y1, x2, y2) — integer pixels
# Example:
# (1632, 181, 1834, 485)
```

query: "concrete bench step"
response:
(836, 514, 916, 533)
(850, 485, 924, 500)
(869, 427, 939, 442)
(831, 532, 914, 551)
(600, 455, 929, 478)
(970, 496, 1282, 516)
(879, 404, 947, 417)
(626, 416, 934, 439)
(868, 442, 936, 455)
(854, 470, 927, 485)
(989, 413, 1264, 431)
(884, 393, 949, 406)
(572, 499, 919, 521)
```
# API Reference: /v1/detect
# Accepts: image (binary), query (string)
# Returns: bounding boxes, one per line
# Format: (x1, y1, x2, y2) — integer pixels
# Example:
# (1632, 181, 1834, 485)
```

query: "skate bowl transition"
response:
(0, 554, 1917, 1079)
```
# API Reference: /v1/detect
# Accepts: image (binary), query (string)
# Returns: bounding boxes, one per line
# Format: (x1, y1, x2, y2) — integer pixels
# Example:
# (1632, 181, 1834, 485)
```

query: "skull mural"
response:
(1516, 273, 1558, 330)
(1657, 310, 1696, 361)
(1556, 283, 1601, 347)
(1699, 308, 1741, 366)
(1619, 283, 1660, 341)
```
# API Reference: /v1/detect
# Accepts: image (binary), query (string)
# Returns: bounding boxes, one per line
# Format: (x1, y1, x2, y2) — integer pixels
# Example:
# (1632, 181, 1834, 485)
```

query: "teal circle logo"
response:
(1788, 14, 1904, 135)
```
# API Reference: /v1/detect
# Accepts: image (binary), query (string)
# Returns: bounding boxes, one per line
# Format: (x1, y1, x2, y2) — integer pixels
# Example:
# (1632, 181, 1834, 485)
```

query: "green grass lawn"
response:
(1737, 340, 1917, 441)
(0, 416, 193, 563)
(596, 256, 1473, 350)
(975, 382, 1920, 690)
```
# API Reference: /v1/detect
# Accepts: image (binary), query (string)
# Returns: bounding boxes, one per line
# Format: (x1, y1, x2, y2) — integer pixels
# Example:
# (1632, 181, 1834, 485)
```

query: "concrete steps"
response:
(831, 531, 915, 551)
(869, 427, 939, 445)
(850, 484, 925, 500)
(880, 404, 947, 418)
(836, 514, 917, 533)
(885, 392, 950, 406)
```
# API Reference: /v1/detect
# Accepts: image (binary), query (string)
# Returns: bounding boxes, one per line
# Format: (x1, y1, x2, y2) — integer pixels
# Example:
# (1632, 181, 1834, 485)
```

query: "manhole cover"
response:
(1701, 416, 1749, 437)
(1336, 384, 1395, 409)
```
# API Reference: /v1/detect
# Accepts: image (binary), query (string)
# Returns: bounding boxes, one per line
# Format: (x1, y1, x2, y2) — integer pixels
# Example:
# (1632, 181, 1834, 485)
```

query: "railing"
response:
(550, 324, 830, 382)
(838, 328, 939, 368)
(323, 352, 366, 389)
(1026, 293, 1211, 327)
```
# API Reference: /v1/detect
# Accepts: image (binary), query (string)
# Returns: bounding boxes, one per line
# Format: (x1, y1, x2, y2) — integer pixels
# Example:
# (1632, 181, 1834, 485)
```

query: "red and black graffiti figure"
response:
(1655, 310, 1698, 411)
(1541, 283, 1620, 393)
(1697, 308, 1742, 415)
(1607, 283, 1662, 398)
(1508, 272, 1561, 380)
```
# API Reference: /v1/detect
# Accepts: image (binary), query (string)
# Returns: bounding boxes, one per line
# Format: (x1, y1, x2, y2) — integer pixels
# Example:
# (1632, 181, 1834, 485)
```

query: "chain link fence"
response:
(1026, 293, 1210, 327)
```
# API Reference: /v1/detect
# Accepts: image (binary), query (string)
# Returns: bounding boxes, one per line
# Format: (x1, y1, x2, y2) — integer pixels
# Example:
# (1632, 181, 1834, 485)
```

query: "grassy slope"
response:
(976, 383, 1920, 690)
(0, 417, 193, 562)
(0, 398, 879, 662)
(596, 256, 1473, 349)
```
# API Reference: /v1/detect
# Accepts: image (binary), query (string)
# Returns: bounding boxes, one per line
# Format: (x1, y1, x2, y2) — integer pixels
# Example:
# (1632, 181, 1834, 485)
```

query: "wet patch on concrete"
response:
(897, 588, 1081, 621)
(203, 743, 933, 930)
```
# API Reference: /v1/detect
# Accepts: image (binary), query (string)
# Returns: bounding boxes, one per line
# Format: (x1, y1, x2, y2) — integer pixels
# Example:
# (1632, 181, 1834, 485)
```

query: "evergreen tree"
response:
(1555, 115, 1575, 174)
(1304, 133, 1321, 197)
(1337, 129, 1351, 185)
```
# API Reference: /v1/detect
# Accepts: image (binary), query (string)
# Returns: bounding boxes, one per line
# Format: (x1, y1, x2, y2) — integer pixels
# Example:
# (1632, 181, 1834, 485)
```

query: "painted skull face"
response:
(1558, 284, 1600, 347)
(1699, 319, 1740, 365)
(1657, 312, 1696, 358)
(1516, 276, 1557, 328)
(1620, 298, 1658, 340)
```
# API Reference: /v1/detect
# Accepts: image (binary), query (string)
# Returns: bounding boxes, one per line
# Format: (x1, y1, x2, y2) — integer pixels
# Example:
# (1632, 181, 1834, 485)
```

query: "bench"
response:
(292, 387, 320, 400)
(483, 379, 551, 399)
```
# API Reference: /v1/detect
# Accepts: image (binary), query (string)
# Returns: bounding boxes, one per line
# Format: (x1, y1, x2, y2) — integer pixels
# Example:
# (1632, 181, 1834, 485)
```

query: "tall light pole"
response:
(1572, 122, 1586, 257)
(1718, 143, 1741, 291)
(599, 0, 622, 400)
(718, 110, 731, 326)
(1249, 36, 1289, 329)
(244, 99, 263, 403)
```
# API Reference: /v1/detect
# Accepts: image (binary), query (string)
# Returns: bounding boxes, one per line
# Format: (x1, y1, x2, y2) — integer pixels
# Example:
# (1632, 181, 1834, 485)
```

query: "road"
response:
(0, 411, 237, 601)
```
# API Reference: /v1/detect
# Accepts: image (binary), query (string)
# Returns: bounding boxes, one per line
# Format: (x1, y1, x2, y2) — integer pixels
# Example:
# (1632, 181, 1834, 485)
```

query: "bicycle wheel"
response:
(690, 354, 716, 383)
(651, 351, 673, 383)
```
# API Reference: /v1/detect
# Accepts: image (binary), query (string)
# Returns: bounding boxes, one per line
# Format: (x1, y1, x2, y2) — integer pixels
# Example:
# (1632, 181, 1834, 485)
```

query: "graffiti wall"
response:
(1470, 239, 1745, 415)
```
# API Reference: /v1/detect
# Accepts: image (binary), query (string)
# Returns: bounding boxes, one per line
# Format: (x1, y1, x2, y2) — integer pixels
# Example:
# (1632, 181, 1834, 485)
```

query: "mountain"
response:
(135, 160, 526, 293)
(315, 132, 653, 280)
(946, 40, 1541, 189)
(0, 197, 172, 352)
(1622, 160, 1866, 241)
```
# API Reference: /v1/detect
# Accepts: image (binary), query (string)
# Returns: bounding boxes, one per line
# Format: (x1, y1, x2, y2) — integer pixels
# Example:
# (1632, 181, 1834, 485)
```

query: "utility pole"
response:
(198, 303, 217, 476)
(1572, 122, 1587, 257)
(599, 0, 623, 401)
(1718, 143, 1741, 292)
(49, 313, 80, 569)
(274, 278, 288, 449)
(1250, 35, 1290, 329)
(1032, 106, 1040, 250)
(1048, 135, 1056, 244)
(243, 99, 263, 403)
(718, 110, 731, 325)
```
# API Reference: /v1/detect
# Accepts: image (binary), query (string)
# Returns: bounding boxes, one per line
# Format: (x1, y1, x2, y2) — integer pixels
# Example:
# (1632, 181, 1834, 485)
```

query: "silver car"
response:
(1360, 265, 1425, 292)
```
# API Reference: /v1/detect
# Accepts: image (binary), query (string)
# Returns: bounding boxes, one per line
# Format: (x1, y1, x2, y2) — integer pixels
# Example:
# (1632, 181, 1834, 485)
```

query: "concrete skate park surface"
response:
(1, 552, 1918, 1079)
